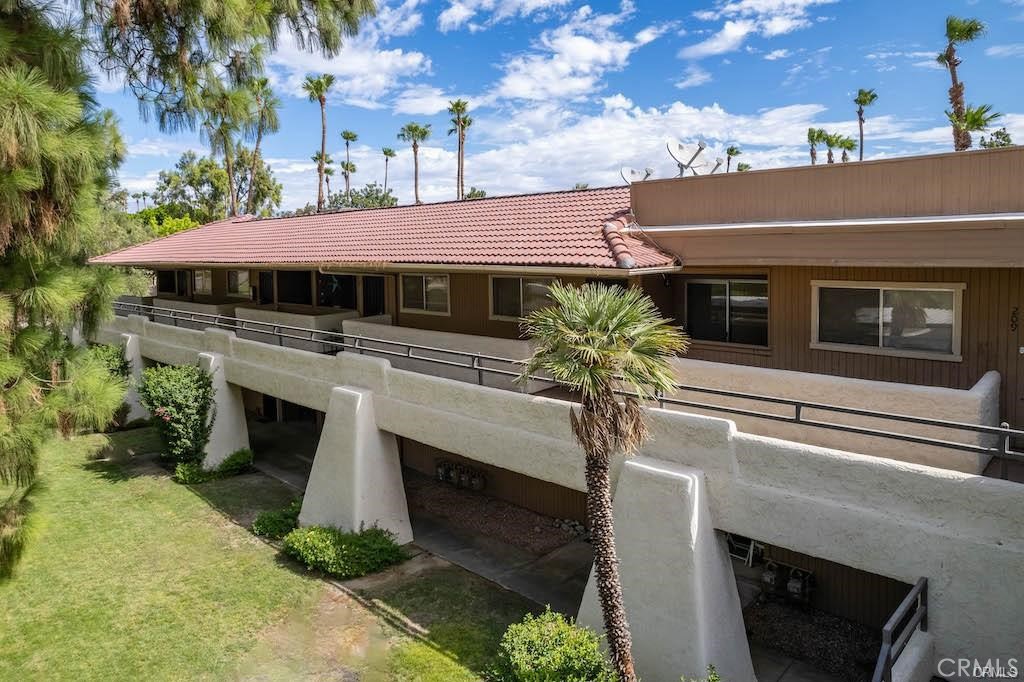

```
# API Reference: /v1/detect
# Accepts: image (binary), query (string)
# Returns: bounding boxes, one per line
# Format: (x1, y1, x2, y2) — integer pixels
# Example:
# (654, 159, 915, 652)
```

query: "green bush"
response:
(88, 343, 131, 379)
(252, 500, 303, 539)
(489, 608, 615, 682)
(138, 364, 215, 464)
(282, 526, 406, 579)
(684, 665, 721, 682)
(172, 448, 252, 484)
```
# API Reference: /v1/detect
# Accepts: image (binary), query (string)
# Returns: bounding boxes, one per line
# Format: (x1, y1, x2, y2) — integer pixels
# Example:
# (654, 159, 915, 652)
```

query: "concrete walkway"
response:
(248, 419, 318, 490)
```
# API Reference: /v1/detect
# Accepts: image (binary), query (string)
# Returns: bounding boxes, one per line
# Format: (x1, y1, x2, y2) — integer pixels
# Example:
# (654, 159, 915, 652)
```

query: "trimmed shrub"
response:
(282, 526, 406, 579)
(489, 608, 616, 682)
(684, 665, 721, 682)
(172, 448, 252, 484)
(89, 343, 131, 378)
(138, 364, 215, 464)
(252, 500, 303, 539)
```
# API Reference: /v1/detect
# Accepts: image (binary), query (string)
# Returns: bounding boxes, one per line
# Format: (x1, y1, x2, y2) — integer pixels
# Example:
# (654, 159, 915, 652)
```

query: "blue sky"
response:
(101, 0, 1024, 210)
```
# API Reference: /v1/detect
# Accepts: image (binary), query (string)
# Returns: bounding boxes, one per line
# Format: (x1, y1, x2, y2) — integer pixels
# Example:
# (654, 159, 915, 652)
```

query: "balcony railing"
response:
(111, 301, 1024, 475)
(872, 577, 928, 682)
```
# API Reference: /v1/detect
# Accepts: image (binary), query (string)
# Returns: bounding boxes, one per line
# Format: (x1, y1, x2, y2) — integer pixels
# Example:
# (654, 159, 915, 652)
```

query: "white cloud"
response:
(678, 20, 755, 59)
(764, 48, 790, 60)
(682, 0, 835, 57)
(602, 94, 634, 110)
(488, 3, 669, 103)
(437, 0, 571, 32)
(393, 85, 458, 115)
(675, 64, 713, 89)
(266, 1, 430, 108)
(986, 43, 1024, 58)
(127, 137, 205, 158)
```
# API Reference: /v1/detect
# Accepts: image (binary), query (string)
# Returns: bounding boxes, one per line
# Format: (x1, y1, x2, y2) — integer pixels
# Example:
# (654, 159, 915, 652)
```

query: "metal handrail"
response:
(872, 577, 928, 682)
(112, 301, 1024, 469)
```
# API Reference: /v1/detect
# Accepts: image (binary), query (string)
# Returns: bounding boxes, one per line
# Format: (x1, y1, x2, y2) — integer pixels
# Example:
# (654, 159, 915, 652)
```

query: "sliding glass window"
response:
(685, 278, 768, 346)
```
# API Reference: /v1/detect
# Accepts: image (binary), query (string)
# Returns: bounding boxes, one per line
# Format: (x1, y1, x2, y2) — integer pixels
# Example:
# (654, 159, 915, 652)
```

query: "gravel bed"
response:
(744, 601, 881, 682)
(404, 472, 578, 555)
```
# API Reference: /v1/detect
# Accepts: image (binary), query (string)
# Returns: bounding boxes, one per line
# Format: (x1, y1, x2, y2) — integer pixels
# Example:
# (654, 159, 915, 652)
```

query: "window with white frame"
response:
(811, 281, 963, 359)
(401, 274, 449, 314)
(491, 276, 554, 319)
(192, 269, 213, 295)
(685, 277, 768, 346)
(226, 270, 250, 297)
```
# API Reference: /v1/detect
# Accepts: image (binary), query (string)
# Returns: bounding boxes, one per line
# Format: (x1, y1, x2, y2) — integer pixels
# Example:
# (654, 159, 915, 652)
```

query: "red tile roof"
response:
(90, 187, 676, 271)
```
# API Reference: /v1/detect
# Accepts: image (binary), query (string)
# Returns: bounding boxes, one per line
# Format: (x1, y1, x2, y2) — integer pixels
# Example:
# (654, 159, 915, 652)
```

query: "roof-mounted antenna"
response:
(666, 138, 708, 177)
(709, 157, 724, 174)
(620, 166, 654, 185)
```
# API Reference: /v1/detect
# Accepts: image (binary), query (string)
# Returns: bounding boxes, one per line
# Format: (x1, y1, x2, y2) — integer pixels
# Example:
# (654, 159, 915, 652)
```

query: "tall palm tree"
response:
(340, 161, 356, 196)
(947, 104, 1002, 150)
(807, 127, 826, 165)
(447, 99, 471, 199)
(520, 283, 688, 682)
(311, 151, 334, 196)
(201, 83, 254, 217)
(725, 145, 741, 172)
(341, 130, 358, 198)
(838, 136, 857, 163)
(246, 77, 280, 214)
(398, 122, 431, 204)
(382, 147, 396, 193)
(823, 132, 840, 164)
(854, 88, 877, 161)
(140, 191, 149, 208)
(131, 192, 141, 211)
(937, 16, 986, 151)
(302, 74, 335, 211)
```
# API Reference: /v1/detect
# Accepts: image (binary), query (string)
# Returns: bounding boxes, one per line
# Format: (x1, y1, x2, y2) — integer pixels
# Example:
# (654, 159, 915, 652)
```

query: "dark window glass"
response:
(818, 287, 879, 347)
(156, 271, 176, 294)
(424, 276, 448, 313)
(883, 289, 955, 354)
(729, 281, 769, 346)
(317, 273, 357, 309)
(276, 270, 312, 305)
(175, 270, 189, 296)
(402, 275, 424, 310)
(257, 271, 274, 304)
(362, 276, 386, 316)
(686, 282, 728, 342)
(492, 277, 521, 318)
(522, 278, 552, 314)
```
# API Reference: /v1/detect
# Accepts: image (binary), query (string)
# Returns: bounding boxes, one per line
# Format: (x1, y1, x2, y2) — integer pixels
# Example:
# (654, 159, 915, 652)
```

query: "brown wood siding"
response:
(632, 147, 1024, 226)
(644, 266, 1024, 429)
(761, 544, 911, 629)
(400, 438, 588, 522)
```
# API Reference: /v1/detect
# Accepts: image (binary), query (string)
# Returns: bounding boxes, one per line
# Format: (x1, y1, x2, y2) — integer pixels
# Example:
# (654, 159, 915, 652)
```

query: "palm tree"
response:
(854, 88, 877, 161)
(398, 122, 431, 204)
(382, 147, 396, 193)
(947, 104, 1002, 150)
(447, 99, 471, 199)
(341, 130, 358, 198)
(340, 161, 356, 196)
(736, 162, 752, 172)
(937, 16, 986, 151)
(246, 77, 280, 214)
(823, 132, 840, 164)
(520, 283, 688, 682)
(302, 74, 335, 211)
(140, 191, 149, 208)
(807, 127, 826, 165)
(725, 145, 741, 172)
(311, 152, 334, 196)
(131, 192, 141, 211)
(838, 136, 857, 163)
(201, 83, 254, 217)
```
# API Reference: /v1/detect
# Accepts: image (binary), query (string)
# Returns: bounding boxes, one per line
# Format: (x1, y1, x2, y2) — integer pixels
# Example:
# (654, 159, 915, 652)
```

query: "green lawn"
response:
(0, 428, 535, 681)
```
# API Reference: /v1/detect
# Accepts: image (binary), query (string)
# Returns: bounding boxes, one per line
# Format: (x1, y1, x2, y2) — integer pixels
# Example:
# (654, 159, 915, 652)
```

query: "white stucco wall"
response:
(95, 315, 1024, 679)
(151, 298, 239, 331)
(342, 317, 552, 393)
(235, 306, 359, 354)
(667, 357, 999, 473)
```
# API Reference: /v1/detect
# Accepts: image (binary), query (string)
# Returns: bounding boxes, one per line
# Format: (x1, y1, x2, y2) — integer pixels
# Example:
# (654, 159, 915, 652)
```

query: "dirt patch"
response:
(744, 600, 881, 682)
(405, 472, 577, 555)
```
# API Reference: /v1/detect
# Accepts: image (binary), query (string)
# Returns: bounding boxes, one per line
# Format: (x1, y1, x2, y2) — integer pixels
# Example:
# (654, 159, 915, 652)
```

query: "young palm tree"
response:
(382, 147, 396, 193)
(725, 145, 741, 172)
(398, 122, 431, 204)
(937, 16, 986, 151)
(823, 132, 840, 164)
(302, 74, 335, 211)
(447, 99, 471, 199)
(311, 152, 334, 196)
(520, 283, 688, 682)
(201, 83, 254, 217)
(340, 161, 356, 196)
(838, 136, 857, 163)
(736, 162, 752, 172)
(854, 88, 877, 161)
(341, 130, 358, 198)
(246, 77, 280, 214)
(807, 127, 826, 165)
(947, 104, 1002, 150)
(131, 192, 141, 211)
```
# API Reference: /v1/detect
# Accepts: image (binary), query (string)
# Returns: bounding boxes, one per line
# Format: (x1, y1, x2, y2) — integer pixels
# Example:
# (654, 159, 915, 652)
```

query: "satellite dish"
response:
(666, 139, 708, 177)
(620, 166, 654, 185)
(709, 158, 724, 174)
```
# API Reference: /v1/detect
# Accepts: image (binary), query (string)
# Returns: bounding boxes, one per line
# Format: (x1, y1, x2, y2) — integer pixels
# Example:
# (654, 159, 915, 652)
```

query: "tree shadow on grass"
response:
(79, 427, 167, 483)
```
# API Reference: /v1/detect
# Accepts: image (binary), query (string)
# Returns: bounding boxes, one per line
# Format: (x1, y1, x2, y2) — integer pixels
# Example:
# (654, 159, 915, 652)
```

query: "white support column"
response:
(120, 333, 149, 422)
(300, 386, 413, 545)
(578, 457, 755, 682)
(197, 352, 250, 470)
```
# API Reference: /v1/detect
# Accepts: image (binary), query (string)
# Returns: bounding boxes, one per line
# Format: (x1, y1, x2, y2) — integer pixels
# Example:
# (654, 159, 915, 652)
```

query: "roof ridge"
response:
(601, 214, 637, 269)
